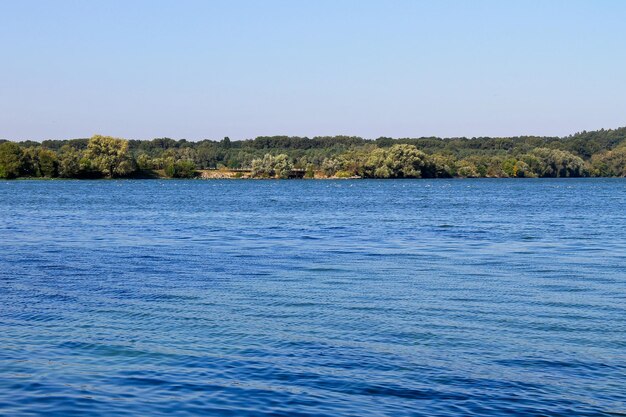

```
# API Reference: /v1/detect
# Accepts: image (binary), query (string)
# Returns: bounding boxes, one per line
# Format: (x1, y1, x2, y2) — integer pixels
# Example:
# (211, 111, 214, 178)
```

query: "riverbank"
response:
(3, 129, 626, 180)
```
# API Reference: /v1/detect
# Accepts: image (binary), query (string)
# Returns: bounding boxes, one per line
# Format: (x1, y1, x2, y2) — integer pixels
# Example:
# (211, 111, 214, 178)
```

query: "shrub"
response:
(165, 160, 197, 178)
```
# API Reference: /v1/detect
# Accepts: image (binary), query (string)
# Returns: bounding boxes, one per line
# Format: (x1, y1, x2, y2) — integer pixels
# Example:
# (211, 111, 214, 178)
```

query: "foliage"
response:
(523, 148, 586, 177)
(37, 149, 59, 177)
(590, 147, 626, 177)
(456, 160, 480, 178)
(85, 135, 135, 178)
(58, 145, 83, 178)
(0, 142, 24, 179)
(251, 154, 276, 178)
(321, 158, 341, 177)
(1, 126, 625, 179)
(251, 154, 293, 178)
(165, 160, 197, 178)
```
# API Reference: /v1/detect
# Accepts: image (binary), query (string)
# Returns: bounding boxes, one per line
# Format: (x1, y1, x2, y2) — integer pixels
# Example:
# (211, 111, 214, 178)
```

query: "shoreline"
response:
(4, 174, 624, 181)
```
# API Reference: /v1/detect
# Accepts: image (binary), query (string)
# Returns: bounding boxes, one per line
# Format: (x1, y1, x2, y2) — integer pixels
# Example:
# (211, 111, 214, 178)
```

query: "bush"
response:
(250, 153, 293, 178)
(165, 160, 197, 178)
(335, 170, 354, 178)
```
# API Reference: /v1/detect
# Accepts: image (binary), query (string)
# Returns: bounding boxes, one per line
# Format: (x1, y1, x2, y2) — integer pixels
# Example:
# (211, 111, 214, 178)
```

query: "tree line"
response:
(1, 127, 625, 179)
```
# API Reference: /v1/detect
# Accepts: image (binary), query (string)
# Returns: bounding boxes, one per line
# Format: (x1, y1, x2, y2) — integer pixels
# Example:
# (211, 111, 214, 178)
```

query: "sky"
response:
(1, 0, 625, 141)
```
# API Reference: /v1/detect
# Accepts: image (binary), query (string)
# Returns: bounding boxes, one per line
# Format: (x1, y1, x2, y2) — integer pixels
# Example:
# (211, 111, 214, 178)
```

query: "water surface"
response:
(1, 179, 625, 416)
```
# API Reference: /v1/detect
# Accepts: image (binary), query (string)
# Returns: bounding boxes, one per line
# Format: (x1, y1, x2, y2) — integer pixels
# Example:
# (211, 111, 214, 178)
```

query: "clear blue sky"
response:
(1, 0, 625, 141)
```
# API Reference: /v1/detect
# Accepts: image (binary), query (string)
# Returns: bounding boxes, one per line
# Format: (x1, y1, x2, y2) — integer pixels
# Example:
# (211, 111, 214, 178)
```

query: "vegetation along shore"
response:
(1, 127, 625, 180)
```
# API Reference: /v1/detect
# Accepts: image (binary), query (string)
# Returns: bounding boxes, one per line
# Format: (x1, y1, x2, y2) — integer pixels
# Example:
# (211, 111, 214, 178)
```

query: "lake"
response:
(1, 179, 625, 416)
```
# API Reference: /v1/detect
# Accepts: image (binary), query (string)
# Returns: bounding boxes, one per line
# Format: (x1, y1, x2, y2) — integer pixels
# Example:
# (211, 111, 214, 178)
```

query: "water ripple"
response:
(1, 179, 625, 416)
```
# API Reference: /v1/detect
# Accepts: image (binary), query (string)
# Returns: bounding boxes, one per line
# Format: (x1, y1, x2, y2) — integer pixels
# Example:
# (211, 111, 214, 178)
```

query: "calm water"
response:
(1, 179, 625, 416)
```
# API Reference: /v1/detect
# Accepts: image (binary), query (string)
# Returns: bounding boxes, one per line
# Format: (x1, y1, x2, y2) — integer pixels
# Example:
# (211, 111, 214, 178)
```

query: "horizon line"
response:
(3, 125, 625, 144)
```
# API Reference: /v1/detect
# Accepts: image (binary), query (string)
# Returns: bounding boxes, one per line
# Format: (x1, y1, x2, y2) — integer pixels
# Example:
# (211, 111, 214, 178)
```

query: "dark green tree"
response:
(0, 142, 25, 179)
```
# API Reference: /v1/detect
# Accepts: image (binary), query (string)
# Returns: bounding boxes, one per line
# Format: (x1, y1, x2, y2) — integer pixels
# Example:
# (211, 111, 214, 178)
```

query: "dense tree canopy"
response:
(0, 142, 24, 179)
(1, 127, 626, 179)
(85, 135, 134, 178)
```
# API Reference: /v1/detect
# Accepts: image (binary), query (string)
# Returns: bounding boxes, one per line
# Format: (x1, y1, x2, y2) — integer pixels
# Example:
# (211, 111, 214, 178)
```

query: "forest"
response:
(1, 127, 625, 179)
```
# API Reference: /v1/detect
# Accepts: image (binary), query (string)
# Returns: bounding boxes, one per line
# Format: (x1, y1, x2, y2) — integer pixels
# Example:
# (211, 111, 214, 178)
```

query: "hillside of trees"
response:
(1, 127, 626, 179)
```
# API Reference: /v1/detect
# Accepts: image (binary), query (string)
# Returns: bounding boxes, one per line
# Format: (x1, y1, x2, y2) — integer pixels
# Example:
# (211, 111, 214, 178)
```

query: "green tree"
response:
(21, 147, 41, 177)
(304, 163, 315, 178)
(321, 158, 341, 177)
(361, 144, 429, 178)
(513, 160, 532, 177)
(428, 154, 455, 178)
(165, 160, 197, 178)
(251, 154, 275, 178)
(273, 154, 293, 179)
(385, 144, 429, 178)
(0, 142, 24, 179)
(220, 136, 232, 149)
(525, 148, 586, 177)
(85, 135, 134, 178)
(502, 158, 518, 177)
(58, 145, 83, 178)
(364, 148, 391, 178)
(249, 153, 293, 178)
(38, 149, 59, 177)
(590, 146, 626, 177)
(136, 153, 154, 170)
(456, 160, 480, 178)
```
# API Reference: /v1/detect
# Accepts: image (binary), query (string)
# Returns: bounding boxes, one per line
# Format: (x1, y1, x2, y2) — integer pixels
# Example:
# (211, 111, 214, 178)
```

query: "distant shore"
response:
(6, 170, 625, 181)
(2, 129, 626, 179)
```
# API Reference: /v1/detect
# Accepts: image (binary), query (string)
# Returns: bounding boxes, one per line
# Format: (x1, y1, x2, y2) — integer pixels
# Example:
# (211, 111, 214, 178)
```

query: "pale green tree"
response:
(385, 144, 428, 178)
(273, 154, 293, 179)
(85, 135, 134, 178)
(251, 154, 275, 178)
(591, 147, 626, 177)
(321, 158, 341, 177)
(362, 144, 429, 178)
(456, 160, 480, 178)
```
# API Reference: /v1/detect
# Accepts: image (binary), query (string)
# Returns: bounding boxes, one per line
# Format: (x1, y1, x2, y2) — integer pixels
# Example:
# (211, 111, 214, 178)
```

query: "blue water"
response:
(1, 179, 625, 416)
